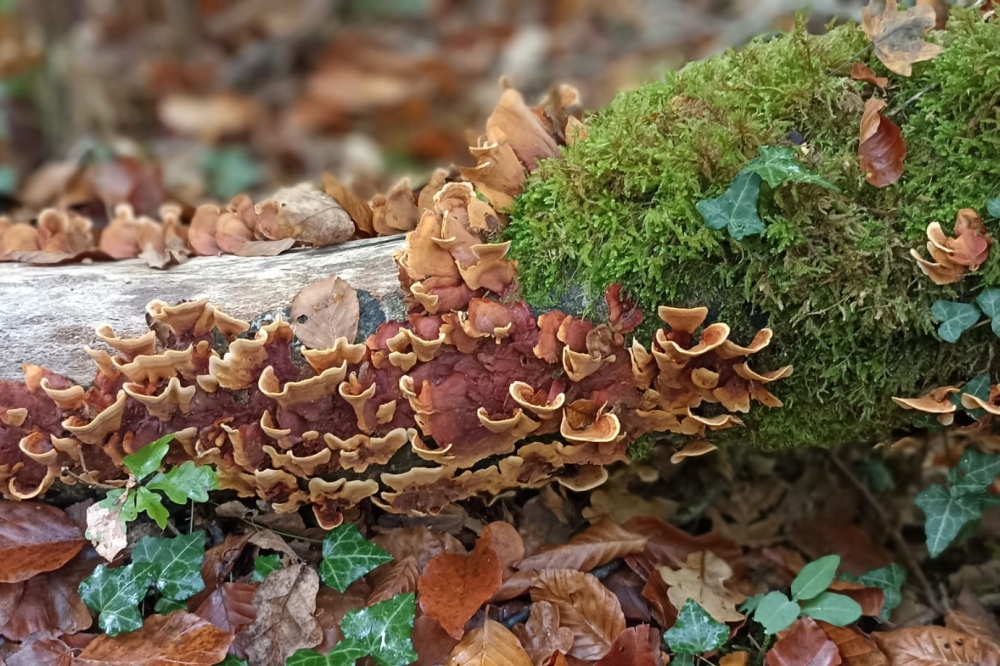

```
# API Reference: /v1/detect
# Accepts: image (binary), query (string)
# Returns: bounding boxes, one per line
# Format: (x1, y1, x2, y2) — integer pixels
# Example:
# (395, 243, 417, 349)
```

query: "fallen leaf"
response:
(444, 619, 532, 666)
(819, 622, 888, 666)
(0, 501, 86, 582)
(240, 564, 322, 665)
(622, 517, 741, 569)
(946, 608, 1000, 663)
(516, 518, 646, 573)
(952, 588, 1000, 644)
(530, 569, 625, 661)
(256, 182, 354, 246)
(482, 521, 526, 580)
(603, 567, 653, 623)
(582, 489, 677, 526)
(192, 582, 257, 657)
(418, 534, 502, 639)
(790, 518, 893, 576)
(862, 0, 944, 76)
(412, 615, 459, 666)
(851, 62, 889, 89)
(367, 555, 419, 606)
(290, 275, 360, 349)
(873, 626, 989, 666)
(721, 653, 750, 666)
(314, 580, 369, 653)
(859, 97, 906, 187)
(512, 600, 575, 666)
(198, 533, 253, 592)
(84, 496, 128, 563)
(4, 632, 81, 666)
(767, 617, 842, 666)
(828, 581, 885, 618)
(323, 172, 373, 235)
(659, 551, 746, 623)
(372, 526, 465, 571)
(74, 610, 233, 665)
(594, 625, 660, 666)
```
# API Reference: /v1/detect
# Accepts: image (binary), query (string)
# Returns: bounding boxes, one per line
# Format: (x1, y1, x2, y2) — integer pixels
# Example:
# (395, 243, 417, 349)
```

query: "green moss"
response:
(505, 10, 1000, 450)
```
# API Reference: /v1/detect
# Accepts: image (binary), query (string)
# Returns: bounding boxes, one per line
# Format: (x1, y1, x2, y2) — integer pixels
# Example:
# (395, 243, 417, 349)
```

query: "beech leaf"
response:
(517, 518, 646, 574)
(0, 501, 85, 583)
(78, 562, 157, 636)
(122, 434, 172, 480)
(443, 619, 532, 666)
(531, 569, 626, 661)
(819, 623, 888, 666)
(341, 593, 418, 666)
(766, 617, 841, 666)
(664, 599, 729, 655)
(873, 626, 990, 665)
(859, 98, 905, 188)
(799, 592, 863, 627)
(743, 146, 839, 191)
(511, 600, 574, 665)
(192, 581, 257, 639)
(147, 461, 218, 505)
(792, 555, 840, 602)
(73, 610, 233, 665)
(754, 591, 800, 635)
(595, 625, 660, 666)
(241, 564, 322, 665)
(696, 171, 765, 240)
(418, 535, 502, 639)
(930, 300, 981, 343)
(319, 523, 393, 593)
(131, 532, 206, 603)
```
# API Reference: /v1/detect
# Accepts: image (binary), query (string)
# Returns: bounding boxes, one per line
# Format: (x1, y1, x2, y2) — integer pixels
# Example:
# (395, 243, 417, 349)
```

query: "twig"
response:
(828, 44, 875, 76)
(60, 468, 120, 491)
(826, 450, 946, 614)
(887, 84, 940, 117)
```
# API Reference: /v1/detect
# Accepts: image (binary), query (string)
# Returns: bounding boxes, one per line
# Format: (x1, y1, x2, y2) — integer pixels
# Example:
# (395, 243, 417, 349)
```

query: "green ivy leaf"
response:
(341, 593, 417, 666)
(799, 591, 863, 626)
(251, 554, 284, 583)
(78, 562, 156, 636)
(915, 485, 981, 557)
(931, 300, 982, 343)
(753, 591, 800, 635)
(215, 656, 248, 666)
(841, 564, 905, 621)
(987, 197, 1000, 219)
(147, 461, 219, 505)
(154, 597, 188, 614)
(696, 171, 765, 241)
(743, 146, 839, 191)
(976, 290, 1000, 339)
(791, 554, 840, 602)
(319, 524, 393, 593)
(286, 640, 369, 666)
(950, 449, 1000, 496)
(134, 486, 170, 529)
(664, 599, 730, 655)
(950, 374, 991, 420)
(122, 434, 173, 480)
(132, 532, 206, 602)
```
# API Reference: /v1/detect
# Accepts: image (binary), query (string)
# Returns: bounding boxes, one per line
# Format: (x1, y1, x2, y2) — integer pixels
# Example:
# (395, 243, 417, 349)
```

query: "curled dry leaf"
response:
(516, 518, 646, 573)
(418, 534, 503, 640)
(323, 172, 374, 235)
(239, 564, 322, 666)
(859, 98, 905, 188)
(290, 275, 360, 349)
(74, 610, 233, 666)
(659, 551, 747, 623)
(819, 622, 888, 666)
(512, 600, 575, 666)
(861, 0, 945, 76)
(530, 569, 626, 661)
(367, 555, 419, 606)
(594, 625, 660, 666)
(85, 499, 128, 562)
(873, 626, 991, 666)
(0, 501, 85, 583)
(767, 618, 842, 666)
(192, 582, 257, 657)
(851, 62, 889, 88)
(444, 619, 533, 666)
(372, 527, 465, 572)
(4, 632, 85, 666)
(257, 182, 354, 247)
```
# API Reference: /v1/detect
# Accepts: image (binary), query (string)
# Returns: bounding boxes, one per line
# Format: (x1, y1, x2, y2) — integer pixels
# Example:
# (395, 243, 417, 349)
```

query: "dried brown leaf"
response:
(517, 518, 646, 573)
(413, 615, 459, 666)
(851, 62, 889, 89)
(946, 609, 1000, 661)
(5, 633, 80, 666)
(323, 172, 373, 235)
(192, 582, 257, 657)
(367, 555, 419, 606)
(74, 611, 233, 665)
(819, 622, 889, 666)
(444, 619, 532, 666)
(530, 569, 625, 661)
(257, 183, 354, 246)
(512, 600, 574, 666)
(873, 626, 993, 666)
(290, 275, 360, 349)
(622, 516, 741, 569)
(0, 501, 85, 583)
(861, 0, 944, 76)
(721, 653, 750, 666)
(314, 580, 369, 654)
(418, 535, 503, 640)
(372, 527, 465, 571)
(659, 551, 746, 623)
(239, 564, 321, 665)
(767, 618, 842, 666)
(829, 581, 885, 618)
(859, 97, 906, 188)
(482, 521, 525, 580)
(594, 625, 660, 666)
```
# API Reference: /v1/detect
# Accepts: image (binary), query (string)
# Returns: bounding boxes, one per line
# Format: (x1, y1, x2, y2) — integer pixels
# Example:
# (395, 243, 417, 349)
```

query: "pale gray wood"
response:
(0, 236, 407, 384)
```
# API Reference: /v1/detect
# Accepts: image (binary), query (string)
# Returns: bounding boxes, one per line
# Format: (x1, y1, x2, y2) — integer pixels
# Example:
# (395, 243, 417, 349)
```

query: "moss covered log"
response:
(505, 9, 1000, 450)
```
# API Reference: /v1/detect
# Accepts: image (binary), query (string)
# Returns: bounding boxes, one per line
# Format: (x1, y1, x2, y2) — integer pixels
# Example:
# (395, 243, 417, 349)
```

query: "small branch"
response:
(825, 450, 946, 615)
(887, 84, 940, 117)
(61, 468, 120, 492)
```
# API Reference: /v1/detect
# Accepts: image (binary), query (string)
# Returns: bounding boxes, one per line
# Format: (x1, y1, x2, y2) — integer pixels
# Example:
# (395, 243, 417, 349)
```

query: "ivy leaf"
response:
(987, 197, 1000, 219)
(753, 591, 801, 635)
(251, 554, 284, 583)
(147, 461, 219, 504)
(217, 656, 248, 666)
(915, 485, 981, 557)
(319, 523, 393, 593)
(153, 597, 187, 614)
(286, 639, 369, 666)
(950, 449, 1000, 496)
(78, 562, 156, 636)
(134, 486, 169, 529)
(930, 300, 981, 343)
(949, 373, 991, 420)
(696, 171, 765, 240)
(975, 289, 1000, 339)
(122, 434, 173, 480)
(791, 554, 840, 602)
(664, 598, 730, 655)
(799, 591, 862, 626)
(341, 593, 417, 666)
(131, 531, 206, 602)
(841, 563, 905, 621)
(743, 146, 839, 191)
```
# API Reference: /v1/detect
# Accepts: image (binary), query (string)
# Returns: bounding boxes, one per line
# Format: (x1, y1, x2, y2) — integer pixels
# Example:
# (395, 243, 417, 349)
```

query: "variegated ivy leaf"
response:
(949, 373, 991, 420)
(743, 146, 839, 191)
(915, 485, 982, 558)
(975, 289, 1000, 338)
(122, 434, 173, 480)
(78, 562, 157, 636)
(131, 531, 206, 603)
(664, 598, 729, 655)
(319, 524, 392, 593)
(147, 460, 219, 504)
(696, 170, 765, 240)
(841, 563, 905, 621)
(930, 300, 981, 343)
(987, 196, 1000, 219)
(341, 593, 417, 666)
(949, 449, 1000, 497)
(286, 639, 368, 666)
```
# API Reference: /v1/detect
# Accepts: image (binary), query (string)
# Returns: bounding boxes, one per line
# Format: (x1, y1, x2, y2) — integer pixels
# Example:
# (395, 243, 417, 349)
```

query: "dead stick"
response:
(825, 450, 945, 615)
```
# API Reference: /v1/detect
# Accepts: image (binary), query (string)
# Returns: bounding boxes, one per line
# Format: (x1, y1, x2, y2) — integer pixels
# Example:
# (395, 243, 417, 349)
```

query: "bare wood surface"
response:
(0, 236, 406, 384)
